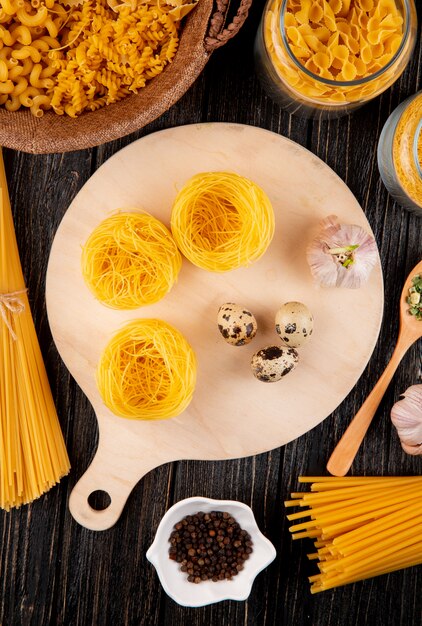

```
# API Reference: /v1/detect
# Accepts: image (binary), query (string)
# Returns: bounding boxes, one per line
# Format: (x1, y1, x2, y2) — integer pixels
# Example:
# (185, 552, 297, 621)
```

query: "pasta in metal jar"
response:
(254, 0, 418, 118)
(377, 91, 422, 215)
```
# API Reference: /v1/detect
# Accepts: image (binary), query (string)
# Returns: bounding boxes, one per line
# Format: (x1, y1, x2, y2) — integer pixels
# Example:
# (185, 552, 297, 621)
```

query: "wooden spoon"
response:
(327, 259, 422, 477)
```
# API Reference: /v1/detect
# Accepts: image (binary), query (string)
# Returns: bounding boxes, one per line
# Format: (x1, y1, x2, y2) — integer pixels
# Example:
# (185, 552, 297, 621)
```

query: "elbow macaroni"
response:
(0, 0, 191, 117)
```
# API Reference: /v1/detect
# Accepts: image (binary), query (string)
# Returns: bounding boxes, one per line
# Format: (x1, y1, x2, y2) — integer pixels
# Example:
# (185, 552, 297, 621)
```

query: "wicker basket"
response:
(0, 0, 252, 154)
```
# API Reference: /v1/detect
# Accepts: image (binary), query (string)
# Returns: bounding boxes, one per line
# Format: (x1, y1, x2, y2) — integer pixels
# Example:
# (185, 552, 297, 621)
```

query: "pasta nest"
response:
(97, 319, 197, 420)
(81, 211, 182, 309)
(171, 171, 275, 272)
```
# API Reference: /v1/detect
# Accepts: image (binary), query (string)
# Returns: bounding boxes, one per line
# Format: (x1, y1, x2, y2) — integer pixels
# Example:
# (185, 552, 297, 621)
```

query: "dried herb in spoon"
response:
(407, 274, 422, 320)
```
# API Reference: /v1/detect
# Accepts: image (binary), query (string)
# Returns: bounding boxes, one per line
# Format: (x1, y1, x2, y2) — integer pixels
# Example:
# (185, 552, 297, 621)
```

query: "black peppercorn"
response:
(168, 510, 253, 583)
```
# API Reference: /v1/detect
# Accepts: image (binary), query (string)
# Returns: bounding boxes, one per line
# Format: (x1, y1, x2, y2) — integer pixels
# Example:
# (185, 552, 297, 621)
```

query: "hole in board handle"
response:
(88, 490, 111, 511)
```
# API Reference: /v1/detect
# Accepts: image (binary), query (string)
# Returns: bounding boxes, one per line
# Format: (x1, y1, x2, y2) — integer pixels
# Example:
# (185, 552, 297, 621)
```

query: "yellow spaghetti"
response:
(285, 476, 422, 593)
(170, 172, 275, 272)
(0, 151, 69, 510)
(81, 212, 182, 309)
(96, 318, 196, 420)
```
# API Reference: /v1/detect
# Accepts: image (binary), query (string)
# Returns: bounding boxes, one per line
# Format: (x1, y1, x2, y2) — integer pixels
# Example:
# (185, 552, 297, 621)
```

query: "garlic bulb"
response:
(307, 215, 378, 288)
(391, 385, 422, 455)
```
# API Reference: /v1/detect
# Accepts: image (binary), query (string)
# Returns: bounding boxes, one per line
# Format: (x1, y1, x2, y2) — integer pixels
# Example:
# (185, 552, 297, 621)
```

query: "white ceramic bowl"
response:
(146, 496, 276, 607)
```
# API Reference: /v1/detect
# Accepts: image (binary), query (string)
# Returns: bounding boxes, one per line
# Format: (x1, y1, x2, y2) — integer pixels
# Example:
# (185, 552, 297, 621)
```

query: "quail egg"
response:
(275, 302, 313, 348)
(217, 303, 257, 346)
(251, 346, 299, 382)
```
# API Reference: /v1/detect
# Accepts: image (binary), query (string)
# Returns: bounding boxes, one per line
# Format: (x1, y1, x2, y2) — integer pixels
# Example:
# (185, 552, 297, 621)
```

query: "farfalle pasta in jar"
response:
(0, 0, 197, 118)
(254, 0, 418, 118)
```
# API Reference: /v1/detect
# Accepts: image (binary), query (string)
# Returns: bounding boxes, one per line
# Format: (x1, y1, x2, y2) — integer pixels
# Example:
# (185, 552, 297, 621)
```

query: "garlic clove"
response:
(307, 215, 378, 289)
(390, 385, 422, 455)
(400, 441, 422, 456)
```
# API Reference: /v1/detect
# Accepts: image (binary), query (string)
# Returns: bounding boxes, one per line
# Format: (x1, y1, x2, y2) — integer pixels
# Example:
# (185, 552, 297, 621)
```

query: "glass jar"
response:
(377, 91, 422, 215)
(254, 0, 418, 119)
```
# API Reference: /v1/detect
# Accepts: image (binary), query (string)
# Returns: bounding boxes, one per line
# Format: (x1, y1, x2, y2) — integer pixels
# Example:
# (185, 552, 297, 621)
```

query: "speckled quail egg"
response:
(275, 302, 313, 348)
(217, 303, 257, 346)
(251, 346, 299, 382)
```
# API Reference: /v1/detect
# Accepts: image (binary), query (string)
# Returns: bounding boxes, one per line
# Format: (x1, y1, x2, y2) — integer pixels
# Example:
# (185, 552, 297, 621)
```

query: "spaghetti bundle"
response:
(81, 212, 182, 309)
(285, 476, 422, 593)
(0, 154, 69, 510)
(97, 319, 196, 420)
(171, 172, 275, 272)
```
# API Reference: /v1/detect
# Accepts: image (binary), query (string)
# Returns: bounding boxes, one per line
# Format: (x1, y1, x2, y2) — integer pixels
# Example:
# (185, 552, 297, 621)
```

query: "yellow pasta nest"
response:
(81, 212, 182, 309)
(265, 0, 405, 104)
(0, 0, 185, 117)
(97, 319, 197, 420)
(170, 172, 275, 272)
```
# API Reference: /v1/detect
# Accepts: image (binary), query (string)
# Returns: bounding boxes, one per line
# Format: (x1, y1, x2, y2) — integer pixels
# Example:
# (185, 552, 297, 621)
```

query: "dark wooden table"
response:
(1, 2, 421, 625)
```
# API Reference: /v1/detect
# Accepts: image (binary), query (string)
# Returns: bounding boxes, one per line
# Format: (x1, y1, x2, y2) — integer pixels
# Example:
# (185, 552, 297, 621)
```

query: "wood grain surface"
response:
(1, 1, 421, 624)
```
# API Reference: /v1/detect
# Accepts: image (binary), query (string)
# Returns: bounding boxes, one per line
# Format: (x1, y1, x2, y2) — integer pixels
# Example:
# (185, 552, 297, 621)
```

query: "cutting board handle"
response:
(69, 435, 159, 531)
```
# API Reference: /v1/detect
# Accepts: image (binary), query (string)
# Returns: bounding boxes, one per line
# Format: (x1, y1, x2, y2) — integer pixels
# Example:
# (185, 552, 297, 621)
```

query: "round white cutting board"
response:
(46, 123, 383, 530)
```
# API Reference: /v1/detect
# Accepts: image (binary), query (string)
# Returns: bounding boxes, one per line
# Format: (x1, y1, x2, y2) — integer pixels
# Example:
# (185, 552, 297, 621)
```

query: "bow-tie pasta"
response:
(263, 0, 411, 107)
